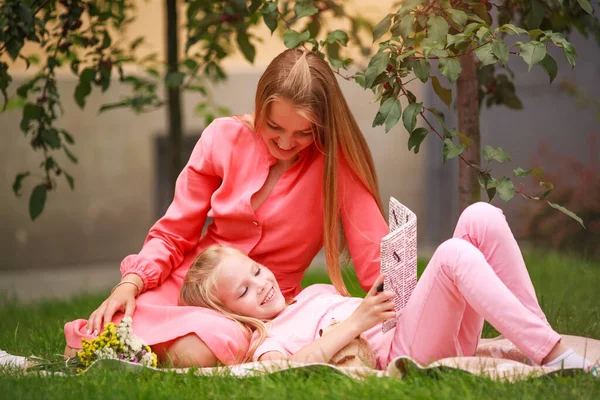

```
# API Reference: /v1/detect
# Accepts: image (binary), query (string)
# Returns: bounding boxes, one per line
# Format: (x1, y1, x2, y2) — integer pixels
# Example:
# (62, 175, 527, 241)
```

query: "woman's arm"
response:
(120, 120, 224, 291)
(87, 120, 226, 334)
(338, 157, 389, 292)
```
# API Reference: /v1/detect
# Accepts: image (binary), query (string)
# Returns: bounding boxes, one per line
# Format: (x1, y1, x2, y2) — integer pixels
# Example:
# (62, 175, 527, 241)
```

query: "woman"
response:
(63, 48, 389, 367)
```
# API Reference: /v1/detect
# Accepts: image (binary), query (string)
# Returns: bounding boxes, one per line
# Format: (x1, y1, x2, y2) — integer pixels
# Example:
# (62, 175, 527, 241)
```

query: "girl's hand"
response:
(86, 275, 141, 335)
(348, 275, 395, 333)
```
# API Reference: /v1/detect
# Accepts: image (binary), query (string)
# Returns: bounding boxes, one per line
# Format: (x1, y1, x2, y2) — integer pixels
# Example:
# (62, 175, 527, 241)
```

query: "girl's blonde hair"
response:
(179, 245, 268, 363)
(254, 49, 383, 296)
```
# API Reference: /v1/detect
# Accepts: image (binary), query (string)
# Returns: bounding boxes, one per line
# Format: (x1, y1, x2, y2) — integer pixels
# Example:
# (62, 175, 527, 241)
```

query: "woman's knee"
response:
(64, 344, 78, 359)
(154, 334, 219, 368)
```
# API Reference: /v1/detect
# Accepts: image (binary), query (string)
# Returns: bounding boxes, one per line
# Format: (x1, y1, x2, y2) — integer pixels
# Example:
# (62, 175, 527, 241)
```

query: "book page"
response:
(380, 198, 418, 333)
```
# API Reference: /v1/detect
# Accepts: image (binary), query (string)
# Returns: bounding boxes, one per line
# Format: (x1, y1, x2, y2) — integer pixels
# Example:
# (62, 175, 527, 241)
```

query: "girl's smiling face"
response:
(259, 98, 315, 163)
(215, 251, 287, 320)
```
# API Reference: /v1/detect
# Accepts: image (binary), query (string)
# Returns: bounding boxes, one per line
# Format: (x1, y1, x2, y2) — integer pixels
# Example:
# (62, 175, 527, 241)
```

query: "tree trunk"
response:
(166, 0, 183, 198)
(456, 53, 481, 212)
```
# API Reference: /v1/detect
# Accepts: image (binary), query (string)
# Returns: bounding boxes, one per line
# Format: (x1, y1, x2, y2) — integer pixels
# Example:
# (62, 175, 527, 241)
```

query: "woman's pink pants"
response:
(388, 202, 561, 366)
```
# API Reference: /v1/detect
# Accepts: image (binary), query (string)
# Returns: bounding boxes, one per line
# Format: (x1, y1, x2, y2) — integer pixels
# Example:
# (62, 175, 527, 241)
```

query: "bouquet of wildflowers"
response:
(75, 317, 158, 372)
(28, 316, 158, 374)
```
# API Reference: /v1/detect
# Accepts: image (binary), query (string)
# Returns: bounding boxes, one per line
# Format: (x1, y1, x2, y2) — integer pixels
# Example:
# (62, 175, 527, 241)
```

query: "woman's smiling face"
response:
(215, 251, 287, 320)
(259, 98, 315, 163)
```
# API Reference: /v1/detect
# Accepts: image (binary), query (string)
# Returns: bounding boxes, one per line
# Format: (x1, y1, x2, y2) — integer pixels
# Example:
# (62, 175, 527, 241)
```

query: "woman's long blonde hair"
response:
(179, 245, 269, 363)
(254, 49, 383, 296)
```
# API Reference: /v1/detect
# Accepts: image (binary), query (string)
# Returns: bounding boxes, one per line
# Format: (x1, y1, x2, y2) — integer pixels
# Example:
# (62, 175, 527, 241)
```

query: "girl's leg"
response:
(453, 202, 548, 324)
(388, 238, 561, 366)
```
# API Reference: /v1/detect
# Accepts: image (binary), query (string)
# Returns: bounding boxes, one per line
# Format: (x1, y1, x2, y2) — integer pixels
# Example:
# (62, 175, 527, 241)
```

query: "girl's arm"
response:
(260, 276, 394, 364)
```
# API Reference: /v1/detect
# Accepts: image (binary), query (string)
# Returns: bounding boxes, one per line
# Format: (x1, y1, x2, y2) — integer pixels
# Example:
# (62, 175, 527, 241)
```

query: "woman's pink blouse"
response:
(122, 117, 388, 297)
(65, 117, 388, 365)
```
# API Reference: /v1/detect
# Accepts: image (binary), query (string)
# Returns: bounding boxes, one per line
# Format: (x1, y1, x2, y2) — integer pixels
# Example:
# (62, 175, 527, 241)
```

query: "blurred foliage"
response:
(1, 0, 598, 223)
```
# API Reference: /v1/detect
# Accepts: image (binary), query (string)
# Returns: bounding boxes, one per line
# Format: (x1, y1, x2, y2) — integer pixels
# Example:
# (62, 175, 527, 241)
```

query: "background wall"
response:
(1, 1, 598, 274)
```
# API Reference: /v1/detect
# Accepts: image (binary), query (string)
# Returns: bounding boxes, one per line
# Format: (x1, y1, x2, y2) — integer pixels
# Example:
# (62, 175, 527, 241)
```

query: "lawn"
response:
(1, 249, 599, 399)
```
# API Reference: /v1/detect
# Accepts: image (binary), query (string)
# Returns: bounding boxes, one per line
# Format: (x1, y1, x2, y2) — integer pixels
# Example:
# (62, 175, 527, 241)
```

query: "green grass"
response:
(1, 249, 599, 399)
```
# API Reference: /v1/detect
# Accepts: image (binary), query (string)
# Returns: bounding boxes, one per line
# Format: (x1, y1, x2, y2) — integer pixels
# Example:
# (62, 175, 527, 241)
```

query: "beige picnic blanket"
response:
(64, 335, 598, 382)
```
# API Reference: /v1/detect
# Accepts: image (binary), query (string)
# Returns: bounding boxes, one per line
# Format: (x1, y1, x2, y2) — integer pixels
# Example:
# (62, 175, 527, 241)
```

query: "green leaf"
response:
(130, 36, 144, 50)
(576, 0, 593, 14)
(470, 4, 492, 25)
(64, 171, 75, 190)
(431, 76, 452, 107)
(408, 127, 428, 153)
(478, 175, 496, 201)
(20, 103, 43, 133)
(474, 43, 498, 67)
(439, 58, 461, 84)
(528, 29, 544, 40)
(514, 168, 532, 177)
(442, 138, 465, 163)
(475, 26, 491, 43)
(457, 133, 472, 149)
(373, 97, 395, 127)
(263, 10, 278, 33)
(398, 14, 415, 41)
(102, 31, 112, 49)
(236, 31, 256, 63)
(447, 33, 469, 47)
(41, 129, 61, 149)
(495, 177, 515, 201)
(385, 98, 402, 132)
(283, 30, 310, 48)
(413, 59, 430, 83)
(326, 30, 349, 46)
(447, 9, 467, 28)
(538, 54, 558, 84)
(60, 129, 75, 145)
(74, 68, 95, 109)
(491, 39, 509, 66)
(547, 201, 585, 229)
(431, 108, 452, 137)
(373, 14, 392, 42)
(12, 172, 30, 196)
(540, 181, 554, 199)
(519, 41, 546, 70)
(165, 71, 185, 88)
(293, 2, 318, 19)
(427, 16, 449, 43)
(561, 41, 576, 67)
(499, 24, 528, 35)
(403, 102, 422, 133)
(524, 0, 544, 29)
(64, 146, 78, 164)
(365, 52, 390, 87)
(29, 184, 47, 221)
(483, 145, 512, 163)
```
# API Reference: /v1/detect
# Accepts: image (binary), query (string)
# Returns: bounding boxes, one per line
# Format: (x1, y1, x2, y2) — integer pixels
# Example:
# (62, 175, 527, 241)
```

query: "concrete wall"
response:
(0, 69, 429, 271)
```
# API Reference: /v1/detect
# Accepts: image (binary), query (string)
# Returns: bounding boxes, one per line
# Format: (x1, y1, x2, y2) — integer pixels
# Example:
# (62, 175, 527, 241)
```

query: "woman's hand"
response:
(86, 274, 142, 335)
(347, 275, 395, 334)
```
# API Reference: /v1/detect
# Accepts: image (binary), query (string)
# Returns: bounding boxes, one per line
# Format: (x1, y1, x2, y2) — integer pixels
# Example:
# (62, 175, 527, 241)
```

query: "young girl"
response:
(179, 203, 596, 372)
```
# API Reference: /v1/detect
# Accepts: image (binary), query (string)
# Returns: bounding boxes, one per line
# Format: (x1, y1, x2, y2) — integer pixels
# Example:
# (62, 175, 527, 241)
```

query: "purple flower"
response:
(133, 356, 138, 363)
(119, 354, 125, 360)
(141, 350, 147, 356)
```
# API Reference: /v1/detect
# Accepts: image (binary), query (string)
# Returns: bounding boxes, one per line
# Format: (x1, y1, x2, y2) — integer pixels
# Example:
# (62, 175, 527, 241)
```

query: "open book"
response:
(380, 197, 418, 333)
